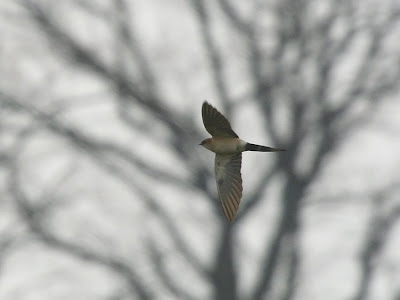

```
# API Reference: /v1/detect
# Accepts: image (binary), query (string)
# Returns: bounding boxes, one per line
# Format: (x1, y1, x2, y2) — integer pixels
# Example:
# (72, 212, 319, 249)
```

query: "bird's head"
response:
(199, 138, 213, 150)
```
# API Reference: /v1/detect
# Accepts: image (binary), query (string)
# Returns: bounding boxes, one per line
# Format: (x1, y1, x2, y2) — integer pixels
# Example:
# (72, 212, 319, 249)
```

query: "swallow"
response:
(200, 101, 285, 222)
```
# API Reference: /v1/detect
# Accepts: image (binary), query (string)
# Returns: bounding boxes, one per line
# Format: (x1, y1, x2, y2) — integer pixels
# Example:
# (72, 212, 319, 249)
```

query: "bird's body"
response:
(201, 137, 247, 154)
(200, 101, 285, 222)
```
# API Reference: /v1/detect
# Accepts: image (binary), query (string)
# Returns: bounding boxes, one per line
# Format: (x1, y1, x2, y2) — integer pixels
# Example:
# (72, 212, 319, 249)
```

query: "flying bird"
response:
(200, 101, 285, 222)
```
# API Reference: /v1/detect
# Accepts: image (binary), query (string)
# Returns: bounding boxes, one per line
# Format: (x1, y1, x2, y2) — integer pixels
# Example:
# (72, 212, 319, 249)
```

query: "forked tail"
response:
(245, 143, 285, 152)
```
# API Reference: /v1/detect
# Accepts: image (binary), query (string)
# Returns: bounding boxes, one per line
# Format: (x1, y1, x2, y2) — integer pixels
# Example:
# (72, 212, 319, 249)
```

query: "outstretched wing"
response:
(202, 102, 238, 138)
(215, 153, 243, 222)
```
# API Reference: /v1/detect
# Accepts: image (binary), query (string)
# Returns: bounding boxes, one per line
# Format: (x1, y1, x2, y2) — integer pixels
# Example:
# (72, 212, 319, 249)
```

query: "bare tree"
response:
(0, 0, 400, 299)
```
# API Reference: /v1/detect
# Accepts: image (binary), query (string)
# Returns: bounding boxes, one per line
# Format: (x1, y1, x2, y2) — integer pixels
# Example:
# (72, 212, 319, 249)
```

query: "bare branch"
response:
(191, 0, 231, 113)
(353, 184, 400, 300)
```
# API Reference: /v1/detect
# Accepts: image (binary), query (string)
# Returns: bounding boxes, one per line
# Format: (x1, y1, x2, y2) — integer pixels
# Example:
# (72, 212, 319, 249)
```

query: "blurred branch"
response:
(236, 163, 279, 223)
(3, 94, 209, 278)
(2, 1, 400, 299)
(279, 233, 300, 300)
(0, 233, 29, 280)
(113, 0, 158, 94)
(6, 122, 153, 299)
(147, 239, 200, 300)
(18, 1, 214, 196)
(216, 0, 249, 34)
(211, 224, 238, 300)
(18, 0, 197, 144)
(191, 0, 231, 113)
(1, 94, 190, 189)
(2, 95, 211, 293)
(252, 213, 286, 300)
(251, 177, 305, 300)
(353, 183, 400, 300)
(322, 7, 400, 125)
(75, 0, 111, 19)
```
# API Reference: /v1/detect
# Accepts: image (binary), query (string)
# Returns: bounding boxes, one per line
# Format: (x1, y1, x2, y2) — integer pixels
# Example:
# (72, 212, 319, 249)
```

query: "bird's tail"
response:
(245, 143, 285, 152)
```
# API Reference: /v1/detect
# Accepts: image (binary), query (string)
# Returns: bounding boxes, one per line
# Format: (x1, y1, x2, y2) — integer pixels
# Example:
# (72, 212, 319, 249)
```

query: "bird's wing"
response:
(202, 102, 238, 138)
(215, 153, 243, 222)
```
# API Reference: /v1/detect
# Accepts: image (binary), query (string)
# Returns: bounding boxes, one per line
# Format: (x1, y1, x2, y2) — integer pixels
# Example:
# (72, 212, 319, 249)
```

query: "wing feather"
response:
(202, 102, 238, 138)
(215, 153, 243, 222)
